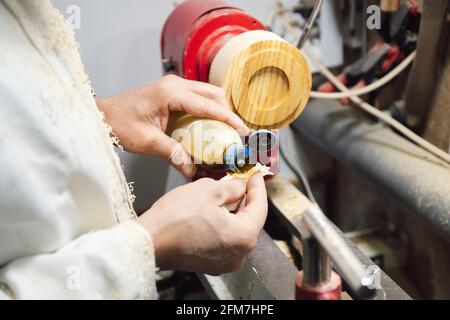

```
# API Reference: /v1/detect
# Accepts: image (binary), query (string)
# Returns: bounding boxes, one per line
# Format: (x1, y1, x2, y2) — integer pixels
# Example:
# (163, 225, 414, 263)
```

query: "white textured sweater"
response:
(0, 0, 156, 299)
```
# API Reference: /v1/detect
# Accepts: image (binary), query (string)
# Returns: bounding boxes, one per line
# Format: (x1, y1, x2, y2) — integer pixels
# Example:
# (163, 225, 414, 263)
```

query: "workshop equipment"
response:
(163, 0, 450, 300)
(318, 1, 420, 104)
(161, 0, 311, 129)
(161, 0, 379, 300)
(293, 99, 450, 244)
(296, 0, 323, 49)
(267, 175, 378, 299)
(192, 176, 410, 300)
(167, 115, 278, 175)
(161, 0, 311, 178)
(404, 0, 448, 130)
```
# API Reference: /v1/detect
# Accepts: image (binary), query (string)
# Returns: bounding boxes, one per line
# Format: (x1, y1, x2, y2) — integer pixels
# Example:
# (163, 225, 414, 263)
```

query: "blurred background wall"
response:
(51, 0, 275, 213)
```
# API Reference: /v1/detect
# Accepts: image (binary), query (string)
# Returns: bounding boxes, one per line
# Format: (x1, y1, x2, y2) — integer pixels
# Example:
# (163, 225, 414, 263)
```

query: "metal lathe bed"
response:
(164, 99, 450, 300)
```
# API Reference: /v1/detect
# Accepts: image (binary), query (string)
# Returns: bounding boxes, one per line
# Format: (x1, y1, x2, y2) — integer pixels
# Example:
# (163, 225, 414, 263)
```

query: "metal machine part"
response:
(223, 144, 252, 174)
(345, 229, 408, 271)
(295, 269, 342, 300)
(303, 206, 374, 298)
(223, 129, 279, 174)
(195, 175, 411, 300)
(297, 0, 324, 49)
(161, 0, 265, 82)
(301, 236, 331, 285)
(160, 0, 415, 300)
(266, 175, 411, 300)
(248, 130, 279, 172)
(267, 176, 382, 299)
(163, 138, 412, 299)
(248, 130, 277, 154)
(161, 1, 288, 176)
(199, 231, 298, 300)
(293, 99, 450, 244)
(270, 0, 344, 72)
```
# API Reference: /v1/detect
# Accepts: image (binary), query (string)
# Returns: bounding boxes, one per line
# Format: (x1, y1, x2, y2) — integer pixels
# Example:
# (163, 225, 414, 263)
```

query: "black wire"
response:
(279, 139, 317, 204)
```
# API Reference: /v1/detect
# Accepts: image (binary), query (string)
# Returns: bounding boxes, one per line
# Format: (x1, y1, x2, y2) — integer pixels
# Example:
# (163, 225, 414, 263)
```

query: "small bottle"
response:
(167, 113, 250, 172)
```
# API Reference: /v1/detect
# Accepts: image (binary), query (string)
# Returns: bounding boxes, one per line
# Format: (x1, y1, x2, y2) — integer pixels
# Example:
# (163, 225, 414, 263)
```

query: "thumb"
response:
(214, 179, 247, 206)
(236, 173, 268, 230)
(152, 130, 197, 178)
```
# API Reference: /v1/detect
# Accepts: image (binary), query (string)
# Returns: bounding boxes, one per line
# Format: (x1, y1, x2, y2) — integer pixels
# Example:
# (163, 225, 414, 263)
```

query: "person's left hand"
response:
(96, 75, 249, 177)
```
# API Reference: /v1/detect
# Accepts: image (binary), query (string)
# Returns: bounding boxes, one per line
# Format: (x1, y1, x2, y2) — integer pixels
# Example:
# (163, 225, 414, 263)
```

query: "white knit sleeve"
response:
(0, 1, 158, 300)
(0, 221, 157, 300)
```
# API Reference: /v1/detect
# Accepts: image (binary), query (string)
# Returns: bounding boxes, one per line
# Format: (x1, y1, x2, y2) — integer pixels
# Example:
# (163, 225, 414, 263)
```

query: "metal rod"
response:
(302, 237, 331, 285)
(303, 206, 375, 298)
(266, 176, 408, 299)
(297, 0, 324, 49)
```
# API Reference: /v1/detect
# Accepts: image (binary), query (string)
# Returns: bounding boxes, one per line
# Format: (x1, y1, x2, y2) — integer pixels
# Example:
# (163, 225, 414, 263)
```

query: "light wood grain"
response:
(167, 114, 242, 165)
(210, 30, 312, 129)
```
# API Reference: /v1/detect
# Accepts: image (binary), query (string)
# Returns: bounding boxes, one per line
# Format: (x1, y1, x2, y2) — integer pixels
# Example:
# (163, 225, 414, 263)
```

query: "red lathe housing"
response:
(161, 0, 265, 82)
(161, 0, 279, 180)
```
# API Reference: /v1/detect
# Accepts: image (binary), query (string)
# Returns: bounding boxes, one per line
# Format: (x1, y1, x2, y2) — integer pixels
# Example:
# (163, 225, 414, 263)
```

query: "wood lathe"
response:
(160, 0, 378, 301)
(160, 0, 450, 301)
(161, 0, 312, 179)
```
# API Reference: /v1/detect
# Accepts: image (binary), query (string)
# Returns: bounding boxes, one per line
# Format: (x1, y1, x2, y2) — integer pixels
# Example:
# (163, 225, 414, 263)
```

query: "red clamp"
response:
(295, 271, 342, 300)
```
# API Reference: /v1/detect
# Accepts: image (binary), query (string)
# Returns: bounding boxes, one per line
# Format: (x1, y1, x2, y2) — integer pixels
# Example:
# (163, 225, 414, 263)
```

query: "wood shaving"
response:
(221, 163, 273, 181)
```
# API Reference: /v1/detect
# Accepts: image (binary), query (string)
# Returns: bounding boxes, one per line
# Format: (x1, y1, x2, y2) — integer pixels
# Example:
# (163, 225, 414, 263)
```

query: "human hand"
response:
(96, 75, 249, 177)
(137, 174, 268, 275)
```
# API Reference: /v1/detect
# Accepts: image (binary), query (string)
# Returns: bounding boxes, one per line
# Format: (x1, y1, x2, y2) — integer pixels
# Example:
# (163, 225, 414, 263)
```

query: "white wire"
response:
(273, 4, 416, 101)
(303, 46, 450, 165)
(309, 50, 417, 99)
(271, 3, 450, 164)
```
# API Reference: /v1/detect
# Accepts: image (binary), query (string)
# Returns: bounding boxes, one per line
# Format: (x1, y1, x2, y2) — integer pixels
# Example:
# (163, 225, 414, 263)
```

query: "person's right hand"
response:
(137, 174, 268, 275)
(96, 75, 249, 178)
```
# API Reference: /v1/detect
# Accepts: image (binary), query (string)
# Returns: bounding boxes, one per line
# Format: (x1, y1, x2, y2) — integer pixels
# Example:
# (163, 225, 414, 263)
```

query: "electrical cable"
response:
(303, 46, 450, 165)
(279, 135, 317, 203)
(273, 2, 450, 172)
(273, 2, 417, 100)
(309, 50, 417, 99)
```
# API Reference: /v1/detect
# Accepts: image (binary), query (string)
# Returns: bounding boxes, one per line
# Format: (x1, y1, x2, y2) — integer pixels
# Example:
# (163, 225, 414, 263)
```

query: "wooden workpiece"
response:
(168, 30, 312, 164)
(167, 113, 242, 165)
(210, 30, 312, 129)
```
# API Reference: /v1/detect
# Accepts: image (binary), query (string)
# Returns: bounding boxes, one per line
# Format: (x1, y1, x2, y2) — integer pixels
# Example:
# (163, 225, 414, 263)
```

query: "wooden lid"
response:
(210, 30, 312, 129)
